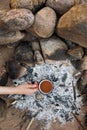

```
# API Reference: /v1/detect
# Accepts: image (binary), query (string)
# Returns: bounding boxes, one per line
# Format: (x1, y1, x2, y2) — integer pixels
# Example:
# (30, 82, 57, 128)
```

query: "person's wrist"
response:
(14, 86, 23, 95)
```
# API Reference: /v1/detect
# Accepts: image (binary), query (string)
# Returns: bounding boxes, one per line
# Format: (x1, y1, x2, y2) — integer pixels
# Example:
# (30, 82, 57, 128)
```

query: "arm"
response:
(0, 82, 38, 95)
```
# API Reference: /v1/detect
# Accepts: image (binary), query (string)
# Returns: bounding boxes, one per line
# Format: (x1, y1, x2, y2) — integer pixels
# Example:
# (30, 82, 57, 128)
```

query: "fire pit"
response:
(10, 60, 83, 129)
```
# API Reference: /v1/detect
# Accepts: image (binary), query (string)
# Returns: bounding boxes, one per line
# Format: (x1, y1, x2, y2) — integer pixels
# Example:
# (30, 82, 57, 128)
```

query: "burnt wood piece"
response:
(0, 98, 7, 121)
(0, 72, 8, 86)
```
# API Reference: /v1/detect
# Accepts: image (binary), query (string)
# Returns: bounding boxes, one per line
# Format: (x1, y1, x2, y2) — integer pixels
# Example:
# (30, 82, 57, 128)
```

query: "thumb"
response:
(34, 82, 38, 88)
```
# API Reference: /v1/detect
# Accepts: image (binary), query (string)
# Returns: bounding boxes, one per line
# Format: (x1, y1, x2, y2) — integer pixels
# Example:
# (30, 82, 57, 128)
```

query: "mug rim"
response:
(39, 79, 53, 95)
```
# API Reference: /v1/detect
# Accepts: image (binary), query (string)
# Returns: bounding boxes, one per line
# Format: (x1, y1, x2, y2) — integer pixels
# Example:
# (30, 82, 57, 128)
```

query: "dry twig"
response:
(26, 117, 34, 130)
(71, 112, 86, 130)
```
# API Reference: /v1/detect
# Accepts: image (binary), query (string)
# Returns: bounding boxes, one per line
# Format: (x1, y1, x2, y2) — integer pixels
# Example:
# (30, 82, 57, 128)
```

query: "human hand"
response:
(16, 81, 38, 95)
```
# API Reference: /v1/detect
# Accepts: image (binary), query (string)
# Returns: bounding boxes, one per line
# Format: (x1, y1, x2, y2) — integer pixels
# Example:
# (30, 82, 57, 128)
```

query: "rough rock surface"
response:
(1, 9, 34, 31)
(6, 60, 29, 79)
(34, 50, 44, 65)
(31, 40, 40, 51)
(57, 4, 87, 48)
(80, 0, 87, 4)
(0, 10, 6, 19)
(81, 56, 87, 71)
(0, 66, 8, 86)
(81, 70, 87, 87)
(0, 46, 15, 67)
(77, 70, 87, 95)
(0, 67, 6, 79)
(0, 98, 7, 122)
(23, 31, 37, 42)
(33, 7, 57, 38)
(40, 36, 68, 63)
(0, 0, 10, 10)
(68, 46, 84, 60)
(46, 0, 74, 15)
(10, 0, 46, 12)
(14, 42, 34, 63)
(0, 30, 24, 45)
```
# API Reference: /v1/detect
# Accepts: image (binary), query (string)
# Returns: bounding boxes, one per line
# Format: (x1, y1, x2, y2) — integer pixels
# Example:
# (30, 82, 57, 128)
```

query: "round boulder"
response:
(10, 0, 46, 12)
(0, 30, 25, 45)
(2, 9, 34, 30)
(57, 4, 87, 48)
(33, 7, 57, 38)
(46, 0, 74, 15)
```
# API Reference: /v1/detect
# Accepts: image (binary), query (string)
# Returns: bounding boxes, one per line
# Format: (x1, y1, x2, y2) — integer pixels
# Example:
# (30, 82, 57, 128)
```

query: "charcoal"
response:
(85, 114, 87, 126)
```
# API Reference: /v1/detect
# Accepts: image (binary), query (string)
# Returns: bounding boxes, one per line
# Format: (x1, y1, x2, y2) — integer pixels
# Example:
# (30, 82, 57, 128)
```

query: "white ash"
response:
(11, 60, 82, 125)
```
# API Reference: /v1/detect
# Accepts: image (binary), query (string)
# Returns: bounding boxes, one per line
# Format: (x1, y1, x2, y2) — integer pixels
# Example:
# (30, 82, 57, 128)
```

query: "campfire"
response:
(10, 60, 82, 129)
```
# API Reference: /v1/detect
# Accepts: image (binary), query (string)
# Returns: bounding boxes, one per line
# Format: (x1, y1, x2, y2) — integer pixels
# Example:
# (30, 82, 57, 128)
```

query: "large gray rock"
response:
(10, 0, 46, 12)
(0, 13, 25, 45)
(46, 0, 74, 15)
(33, 7, 57, 38)
(14, 41, 34, 63)
(1, 9, 34, 31)
(40, 36, 68, 63)
(57, 4, 87, 48)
